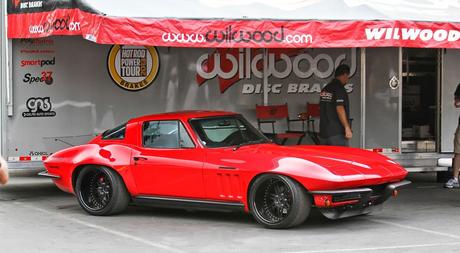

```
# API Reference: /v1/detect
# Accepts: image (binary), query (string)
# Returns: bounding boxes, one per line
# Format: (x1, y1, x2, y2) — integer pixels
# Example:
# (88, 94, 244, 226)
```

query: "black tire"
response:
(75, 166, 130, 216)
(249, 174, 311, 229)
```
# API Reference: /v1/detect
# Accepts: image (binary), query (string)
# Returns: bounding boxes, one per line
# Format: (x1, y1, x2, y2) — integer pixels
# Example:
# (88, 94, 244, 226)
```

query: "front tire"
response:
(249, 174, 311, 229)
(75, 166, 130, 216)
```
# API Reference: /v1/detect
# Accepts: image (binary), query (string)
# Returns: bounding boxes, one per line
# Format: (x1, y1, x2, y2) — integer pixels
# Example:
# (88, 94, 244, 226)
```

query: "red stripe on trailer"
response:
(19, 156, 31, 161)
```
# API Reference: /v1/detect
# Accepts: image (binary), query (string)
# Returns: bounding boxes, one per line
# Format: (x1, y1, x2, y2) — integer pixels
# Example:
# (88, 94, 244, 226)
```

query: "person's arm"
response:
(334, 87, 352, 139)
(0, 156, 8, 185)
(336, 106, 352, 139)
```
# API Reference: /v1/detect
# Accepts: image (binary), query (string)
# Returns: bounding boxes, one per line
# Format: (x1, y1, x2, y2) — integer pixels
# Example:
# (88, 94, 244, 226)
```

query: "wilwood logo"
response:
(22, 97, 56, 118)
(29, 15, 80, 34)
(162, 26, 312, 45)
(107, 45, 160, 91)
(196, 48, 356, 94)
(23, 71, 53, 85)
(365, 28, 460, 42)
(21, 57, 55, 67)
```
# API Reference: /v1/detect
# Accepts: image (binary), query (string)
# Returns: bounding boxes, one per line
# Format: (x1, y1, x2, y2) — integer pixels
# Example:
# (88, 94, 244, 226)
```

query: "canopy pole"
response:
(263, 48, 268, 106)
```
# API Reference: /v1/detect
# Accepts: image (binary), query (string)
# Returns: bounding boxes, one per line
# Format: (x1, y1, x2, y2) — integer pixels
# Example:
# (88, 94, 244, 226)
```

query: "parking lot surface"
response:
(1, 171, 460, 253)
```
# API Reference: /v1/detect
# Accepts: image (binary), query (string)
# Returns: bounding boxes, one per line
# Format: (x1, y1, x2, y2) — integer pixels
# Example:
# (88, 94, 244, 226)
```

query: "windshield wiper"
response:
(233, 139, 269, 151)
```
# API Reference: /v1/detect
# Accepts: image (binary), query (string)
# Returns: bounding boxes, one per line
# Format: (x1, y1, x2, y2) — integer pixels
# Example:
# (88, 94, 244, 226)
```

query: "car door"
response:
(189, 116, 255, 203)
(132, 120, 205, 198)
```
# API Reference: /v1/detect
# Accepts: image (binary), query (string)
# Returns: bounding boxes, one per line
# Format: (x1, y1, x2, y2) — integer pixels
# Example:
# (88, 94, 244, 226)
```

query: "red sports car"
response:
(40, 111, 409, 229)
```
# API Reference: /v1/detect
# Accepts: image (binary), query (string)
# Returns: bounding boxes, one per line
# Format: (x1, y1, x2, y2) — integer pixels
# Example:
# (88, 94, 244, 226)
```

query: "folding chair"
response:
(255, 103, 305, 145)
(298, 103, 320, 145)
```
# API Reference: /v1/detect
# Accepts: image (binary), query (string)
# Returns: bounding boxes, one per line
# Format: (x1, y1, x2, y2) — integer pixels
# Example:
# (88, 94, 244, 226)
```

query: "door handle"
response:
(218, 166, 237, 170)
(133, 156, 148, 161)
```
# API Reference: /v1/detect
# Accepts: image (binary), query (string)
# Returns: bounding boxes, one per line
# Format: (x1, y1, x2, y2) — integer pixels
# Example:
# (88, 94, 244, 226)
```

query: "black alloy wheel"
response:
(249, 174, 311, 229)
(75, 166, 130, 216)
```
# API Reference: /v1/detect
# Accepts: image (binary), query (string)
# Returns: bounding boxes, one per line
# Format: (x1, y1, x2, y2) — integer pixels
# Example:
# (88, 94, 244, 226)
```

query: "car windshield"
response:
(190, 115, 270, 148)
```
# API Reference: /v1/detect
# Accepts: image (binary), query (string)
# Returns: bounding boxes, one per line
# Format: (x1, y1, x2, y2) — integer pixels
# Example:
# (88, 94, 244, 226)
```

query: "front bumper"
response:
(310, 180, 411, 219)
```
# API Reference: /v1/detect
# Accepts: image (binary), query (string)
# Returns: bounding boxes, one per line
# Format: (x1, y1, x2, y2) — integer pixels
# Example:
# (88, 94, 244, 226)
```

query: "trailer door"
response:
(364, 48, 401, 150)
(441, 50, 460, 153)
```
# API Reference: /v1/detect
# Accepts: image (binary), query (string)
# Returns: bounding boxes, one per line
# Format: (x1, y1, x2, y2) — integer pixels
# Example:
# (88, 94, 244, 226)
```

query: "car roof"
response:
(129, 110, 239, 123)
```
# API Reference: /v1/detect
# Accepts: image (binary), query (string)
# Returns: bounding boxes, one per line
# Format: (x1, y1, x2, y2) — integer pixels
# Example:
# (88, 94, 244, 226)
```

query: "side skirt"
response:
(132, 195, 245, 213)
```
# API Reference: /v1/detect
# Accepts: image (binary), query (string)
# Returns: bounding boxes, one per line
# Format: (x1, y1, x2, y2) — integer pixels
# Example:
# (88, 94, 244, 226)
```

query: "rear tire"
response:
(249, 174, 311, 229)
(75, 166, 130, 216)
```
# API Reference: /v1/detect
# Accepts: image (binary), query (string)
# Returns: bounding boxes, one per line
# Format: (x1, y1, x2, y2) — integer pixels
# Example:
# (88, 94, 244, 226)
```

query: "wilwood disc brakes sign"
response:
(107, 45, 159, 91)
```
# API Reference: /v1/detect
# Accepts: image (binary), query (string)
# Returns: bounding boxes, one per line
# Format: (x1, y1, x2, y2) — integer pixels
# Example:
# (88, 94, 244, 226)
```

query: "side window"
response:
(142, 120, 195, 149)
(102, 123, 126, 140)
(179, 123, 195, 148)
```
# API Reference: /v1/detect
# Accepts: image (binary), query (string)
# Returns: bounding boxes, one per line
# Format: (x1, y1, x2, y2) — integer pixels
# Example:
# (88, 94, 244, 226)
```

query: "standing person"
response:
(319, 64, 352, 146)
(0, 155, 8, 185)
(445, 83, 460, 188)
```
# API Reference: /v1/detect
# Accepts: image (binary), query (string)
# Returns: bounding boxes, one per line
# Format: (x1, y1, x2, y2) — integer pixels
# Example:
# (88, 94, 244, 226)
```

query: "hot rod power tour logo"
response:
(196, 48, 357, 94)
(107, 45, 160, 91)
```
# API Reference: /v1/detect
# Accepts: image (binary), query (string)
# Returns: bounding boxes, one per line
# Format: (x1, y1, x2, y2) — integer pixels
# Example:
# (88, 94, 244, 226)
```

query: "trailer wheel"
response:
(75, 166, 130, 215)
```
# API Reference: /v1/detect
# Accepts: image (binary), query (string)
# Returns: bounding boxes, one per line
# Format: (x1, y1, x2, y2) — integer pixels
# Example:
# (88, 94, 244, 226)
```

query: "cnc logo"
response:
(20, 57, 55, 67)
(107, 45, 160, 91)
(22, 71, 53, 85)
(23, 97, 56, 118)
(29, 15, 80, 34)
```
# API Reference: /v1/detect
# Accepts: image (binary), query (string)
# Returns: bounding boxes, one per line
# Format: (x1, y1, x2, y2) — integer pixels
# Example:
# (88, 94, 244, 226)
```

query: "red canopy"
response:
(7, 0, 460, 48)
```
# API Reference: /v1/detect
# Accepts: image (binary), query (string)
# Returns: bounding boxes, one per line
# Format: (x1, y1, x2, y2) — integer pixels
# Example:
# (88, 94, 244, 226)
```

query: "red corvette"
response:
(40, 111, 409, 228)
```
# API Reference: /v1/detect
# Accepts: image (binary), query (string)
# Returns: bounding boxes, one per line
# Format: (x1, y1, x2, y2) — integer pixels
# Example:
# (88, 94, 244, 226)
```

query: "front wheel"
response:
(249, 174, 311, 229)
(75, 166, 130, 216)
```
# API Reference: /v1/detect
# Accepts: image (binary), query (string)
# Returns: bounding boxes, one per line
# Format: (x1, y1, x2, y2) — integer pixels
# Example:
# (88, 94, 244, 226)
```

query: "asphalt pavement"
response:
(1, 170, 460, 253)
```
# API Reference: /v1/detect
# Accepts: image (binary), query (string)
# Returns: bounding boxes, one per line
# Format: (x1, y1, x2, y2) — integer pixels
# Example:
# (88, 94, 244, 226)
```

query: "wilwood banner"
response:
(7, 0, 460, 48)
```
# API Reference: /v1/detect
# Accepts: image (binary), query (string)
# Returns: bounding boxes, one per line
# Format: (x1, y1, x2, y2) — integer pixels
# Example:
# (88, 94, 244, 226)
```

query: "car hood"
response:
(242, 144, 407, 180)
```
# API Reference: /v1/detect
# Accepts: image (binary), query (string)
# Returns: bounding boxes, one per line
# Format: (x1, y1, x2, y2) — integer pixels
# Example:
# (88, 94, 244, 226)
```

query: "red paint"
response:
(44, 111, 408, 212)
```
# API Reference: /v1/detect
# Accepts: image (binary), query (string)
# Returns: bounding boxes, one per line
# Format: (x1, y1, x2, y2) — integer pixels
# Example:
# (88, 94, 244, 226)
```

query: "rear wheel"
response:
(75, 166, 130, 215)
(249, 174, 311, 229)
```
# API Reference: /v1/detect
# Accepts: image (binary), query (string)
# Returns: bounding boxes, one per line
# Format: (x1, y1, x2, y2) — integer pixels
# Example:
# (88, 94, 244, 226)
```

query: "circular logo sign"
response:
(107, 45, 159, 91)
(389, 75, 400, 89)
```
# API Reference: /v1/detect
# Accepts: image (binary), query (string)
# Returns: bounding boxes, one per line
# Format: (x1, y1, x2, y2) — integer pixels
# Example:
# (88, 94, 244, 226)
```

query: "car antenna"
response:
(54, 138, 75, 147)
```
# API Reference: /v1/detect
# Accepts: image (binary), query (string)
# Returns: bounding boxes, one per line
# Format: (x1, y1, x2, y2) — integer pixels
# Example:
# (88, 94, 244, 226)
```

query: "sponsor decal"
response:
(22, 97, 56, 118)
(22, 71, 53, 85)
(389, 76, 400, 89)
(20, 49, 55, 54)
(19, 38, 54, 46)
(365, 28, 460, 42)
(20, 57, 55, 67)
(107, 45, 160, 91)
(196, 48, 356, 94)
(16, 0, 43, 10)
(28, 15, 80, 34)
(162, 26, 312, 45)
(29, 151, 50, 156)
